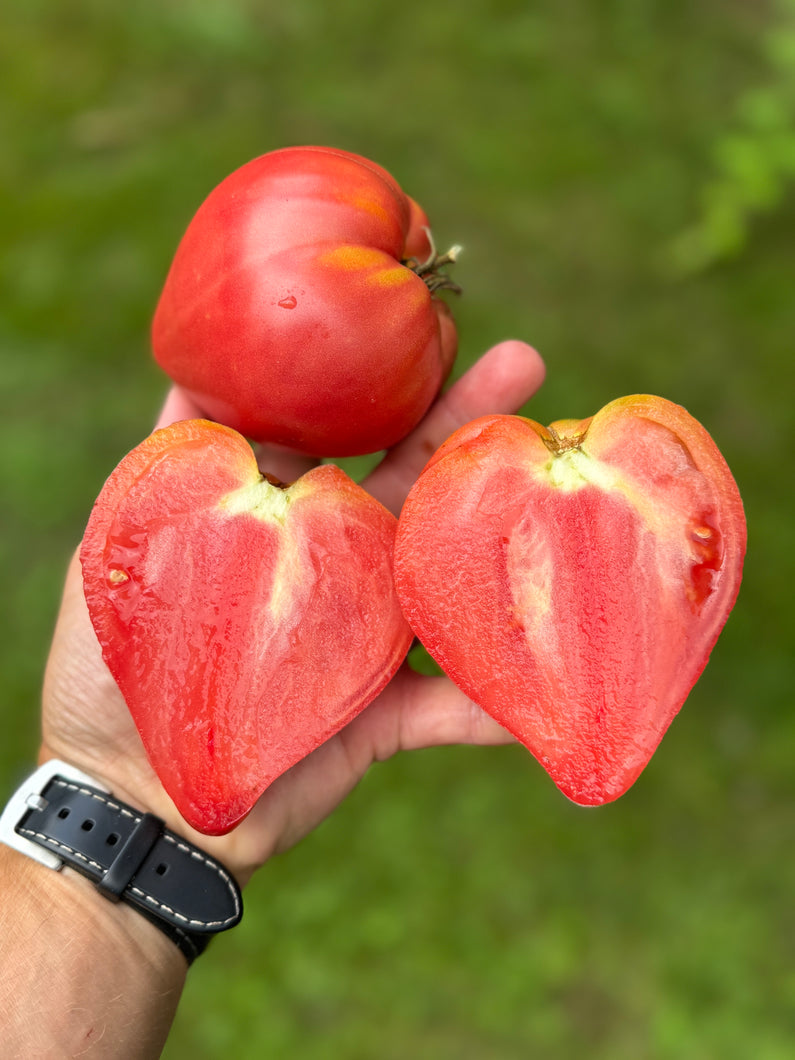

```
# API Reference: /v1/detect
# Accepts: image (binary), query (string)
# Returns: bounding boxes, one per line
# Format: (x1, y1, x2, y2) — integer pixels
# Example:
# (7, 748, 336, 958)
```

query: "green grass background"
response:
(2, 1, 793, 1057)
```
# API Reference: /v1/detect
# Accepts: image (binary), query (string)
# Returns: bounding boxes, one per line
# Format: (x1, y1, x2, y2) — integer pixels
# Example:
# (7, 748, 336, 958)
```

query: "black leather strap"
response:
(13, 772, 242, 964)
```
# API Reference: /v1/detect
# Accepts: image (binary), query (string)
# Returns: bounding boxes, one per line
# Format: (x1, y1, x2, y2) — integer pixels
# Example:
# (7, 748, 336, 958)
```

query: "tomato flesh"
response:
(393, 396, 746, 805)
(81, 420, 413, 833)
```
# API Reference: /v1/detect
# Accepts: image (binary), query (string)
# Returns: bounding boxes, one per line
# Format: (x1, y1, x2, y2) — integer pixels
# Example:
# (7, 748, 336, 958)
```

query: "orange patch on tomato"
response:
(339, 192, 393, 227)
(318, 245, 413, 288)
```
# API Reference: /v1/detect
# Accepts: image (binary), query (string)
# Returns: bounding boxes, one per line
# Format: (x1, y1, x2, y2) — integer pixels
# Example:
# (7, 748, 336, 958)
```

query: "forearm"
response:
(0, 844, 187, 1059)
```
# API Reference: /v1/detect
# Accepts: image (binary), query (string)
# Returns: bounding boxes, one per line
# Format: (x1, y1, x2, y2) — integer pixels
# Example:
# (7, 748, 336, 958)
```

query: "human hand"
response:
(40, 340, 545, 886)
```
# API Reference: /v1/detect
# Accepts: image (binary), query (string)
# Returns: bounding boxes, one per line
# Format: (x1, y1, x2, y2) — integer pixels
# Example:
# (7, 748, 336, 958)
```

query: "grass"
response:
(1, 1, 793, 1056)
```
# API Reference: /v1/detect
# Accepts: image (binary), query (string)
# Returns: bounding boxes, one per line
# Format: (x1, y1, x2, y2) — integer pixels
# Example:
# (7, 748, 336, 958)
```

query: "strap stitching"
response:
(18, 829, 105, 874)
(22, 779, 242, 930)
(129, 885, 237, 929)
(53, 778, 139, 820)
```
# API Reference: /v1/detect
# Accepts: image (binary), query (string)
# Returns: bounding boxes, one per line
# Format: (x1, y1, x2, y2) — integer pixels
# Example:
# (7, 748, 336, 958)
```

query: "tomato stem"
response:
(404, 227, 462, 295)
(543, 426, 587, 454)
(262, 471, 292, 490)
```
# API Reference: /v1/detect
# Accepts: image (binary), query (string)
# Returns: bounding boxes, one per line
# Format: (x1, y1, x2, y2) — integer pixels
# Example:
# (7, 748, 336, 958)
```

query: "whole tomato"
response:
(152, 146, 459, 457)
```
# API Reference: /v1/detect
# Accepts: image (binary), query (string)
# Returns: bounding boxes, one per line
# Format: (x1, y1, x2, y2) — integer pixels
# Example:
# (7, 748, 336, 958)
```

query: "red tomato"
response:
(80, 419, 413, 834)
(152, 146, 459, 457)
(394, 396, 747, 805)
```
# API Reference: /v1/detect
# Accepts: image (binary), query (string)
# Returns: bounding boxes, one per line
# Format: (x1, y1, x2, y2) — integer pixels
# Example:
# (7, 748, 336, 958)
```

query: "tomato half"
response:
(81, 419, 414, 834)
(394, 396, 747, 805)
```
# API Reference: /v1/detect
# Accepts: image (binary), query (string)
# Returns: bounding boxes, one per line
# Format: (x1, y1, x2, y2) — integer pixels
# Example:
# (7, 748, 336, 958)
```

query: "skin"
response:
(0, 339, 545, 1058)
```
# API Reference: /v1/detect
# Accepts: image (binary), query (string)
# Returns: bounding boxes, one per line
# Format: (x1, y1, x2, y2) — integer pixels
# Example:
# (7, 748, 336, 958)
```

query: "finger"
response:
(238, 667, 517, 859)
(357, 667, 516, 760)
(322, 666, 515, 788)
(154, 385, 206, 429)
(365, 340, 545, 514)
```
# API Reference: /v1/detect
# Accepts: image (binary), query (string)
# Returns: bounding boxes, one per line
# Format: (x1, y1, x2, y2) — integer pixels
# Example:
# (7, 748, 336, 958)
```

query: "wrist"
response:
(3, 838, 184, 971)
(1, 759, 242, 966)
(0, 842, 186, 1057)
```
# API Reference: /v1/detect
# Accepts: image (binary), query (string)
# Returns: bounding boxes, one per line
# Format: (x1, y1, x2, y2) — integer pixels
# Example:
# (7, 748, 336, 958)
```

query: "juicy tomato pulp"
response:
(393, 396, 746, 805)
(81, 419, 413, 833)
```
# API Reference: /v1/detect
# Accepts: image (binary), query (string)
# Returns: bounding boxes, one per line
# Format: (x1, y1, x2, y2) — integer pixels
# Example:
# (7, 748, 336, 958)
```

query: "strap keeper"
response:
(97, 812, 163, 901)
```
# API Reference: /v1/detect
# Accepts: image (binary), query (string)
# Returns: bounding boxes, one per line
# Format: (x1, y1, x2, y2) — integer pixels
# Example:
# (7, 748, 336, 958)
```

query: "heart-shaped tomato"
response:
(81, 419, 413, 834)
(393, 396, 746, 805)
(151, 145, 459, 457)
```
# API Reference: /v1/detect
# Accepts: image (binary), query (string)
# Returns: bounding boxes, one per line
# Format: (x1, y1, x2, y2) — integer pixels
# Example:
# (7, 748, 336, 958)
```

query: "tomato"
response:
(80, 419, 413, 834)
(393, 396, 747, 805)
(151, 146, 459, 457)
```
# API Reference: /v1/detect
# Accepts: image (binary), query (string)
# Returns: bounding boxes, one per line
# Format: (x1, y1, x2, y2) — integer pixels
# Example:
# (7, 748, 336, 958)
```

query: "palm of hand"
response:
(40, 342, 545, 885)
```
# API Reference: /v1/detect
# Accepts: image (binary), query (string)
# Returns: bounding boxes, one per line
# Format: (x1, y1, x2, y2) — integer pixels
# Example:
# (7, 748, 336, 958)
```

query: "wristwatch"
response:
(0, 759, 242, 963)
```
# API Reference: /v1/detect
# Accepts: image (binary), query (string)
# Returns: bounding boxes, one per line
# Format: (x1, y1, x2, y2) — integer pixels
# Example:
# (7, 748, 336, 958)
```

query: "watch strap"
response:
(0, 760, 242, 964)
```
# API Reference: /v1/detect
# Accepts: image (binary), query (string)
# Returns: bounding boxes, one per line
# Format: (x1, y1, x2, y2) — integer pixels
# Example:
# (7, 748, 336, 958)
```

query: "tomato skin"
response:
(80, 419, 413, 834)
(394, 396, 747, 805)
(152, 146, 457, 456)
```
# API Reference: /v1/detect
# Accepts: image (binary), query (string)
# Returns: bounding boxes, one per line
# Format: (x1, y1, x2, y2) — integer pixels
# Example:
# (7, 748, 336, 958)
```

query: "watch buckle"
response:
(0, 759, 108, 870)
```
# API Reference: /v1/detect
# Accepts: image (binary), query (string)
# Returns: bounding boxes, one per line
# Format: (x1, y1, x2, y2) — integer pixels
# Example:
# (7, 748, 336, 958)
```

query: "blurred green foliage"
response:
(1, 1, 793, 1057)
(666, 0, 795, 274)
